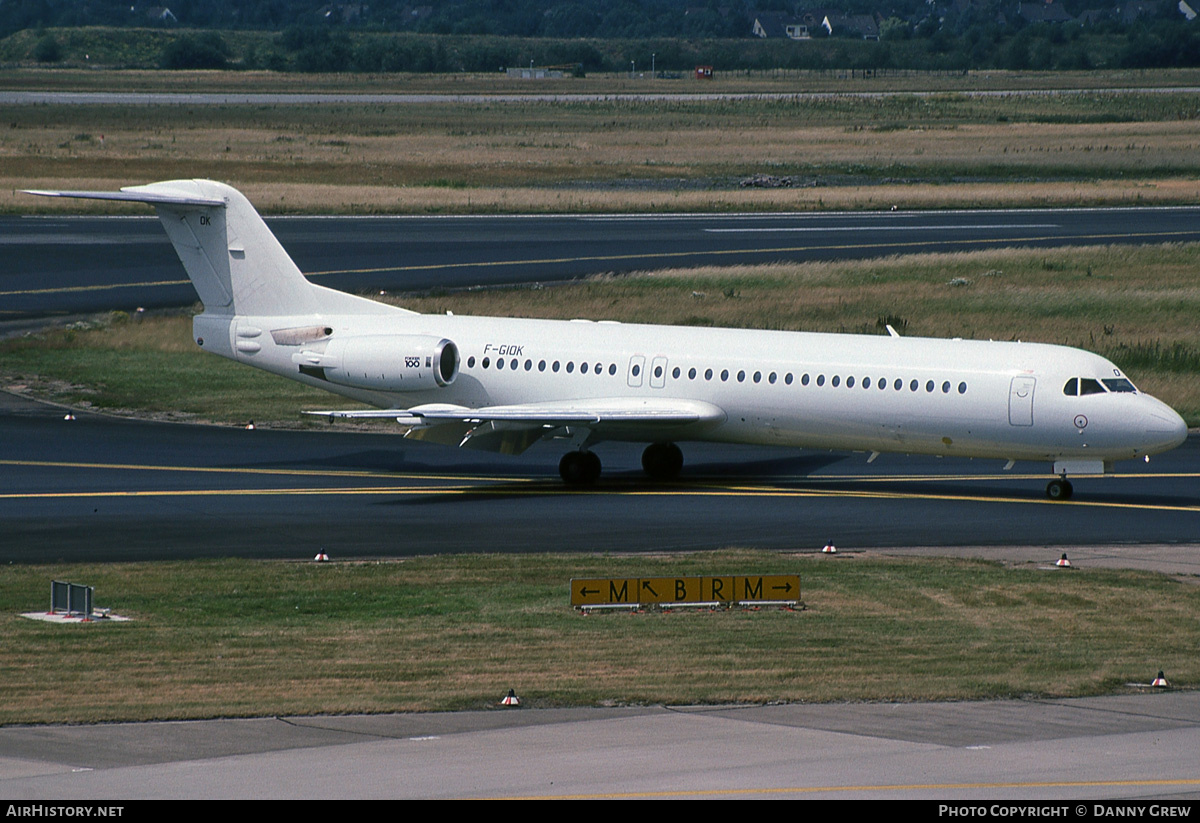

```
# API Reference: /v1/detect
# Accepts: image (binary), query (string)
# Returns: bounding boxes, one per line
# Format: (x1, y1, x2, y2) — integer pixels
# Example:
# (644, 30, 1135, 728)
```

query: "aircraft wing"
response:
(305, 398, 726, 454)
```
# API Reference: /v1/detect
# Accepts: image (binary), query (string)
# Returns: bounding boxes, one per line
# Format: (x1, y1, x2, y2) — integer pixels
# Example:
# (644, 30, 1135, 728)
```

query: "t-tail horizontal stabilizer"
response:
(23, 180, 392, 319)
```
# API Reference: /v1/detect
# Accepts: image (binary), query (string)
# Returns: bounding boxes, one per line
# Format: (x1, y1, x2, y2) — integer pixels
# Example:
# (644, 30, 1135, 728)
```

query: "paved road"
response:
(5, 206, 1200, 319)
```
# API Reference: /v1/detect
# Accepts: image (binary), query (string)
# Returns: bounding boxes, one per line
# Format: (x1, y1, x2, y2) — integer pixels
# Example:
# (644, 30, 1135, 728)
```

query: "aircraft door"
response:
(1008, 376, 1036, 426)
(627, 355, 645, 388)
(650, 356, 668, 389)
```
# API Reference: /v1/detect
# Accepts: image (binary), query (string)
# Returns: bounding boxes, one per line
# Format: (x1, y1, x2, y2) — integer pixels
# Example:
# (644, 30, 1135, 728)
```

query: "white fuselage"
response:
(219, 306, 1187, 466)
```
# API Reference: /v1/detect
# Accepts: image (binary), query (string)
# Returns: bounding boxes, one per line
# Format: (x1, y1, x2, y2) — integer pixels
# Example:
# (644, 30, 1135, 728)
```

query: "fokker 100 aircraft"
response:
(27, 180, 1188, 499)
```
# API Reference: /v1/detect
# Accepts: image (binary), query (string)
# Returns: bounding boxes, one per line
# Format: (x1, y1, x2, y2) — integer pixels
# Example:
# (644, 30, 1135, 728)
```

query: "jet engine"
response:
(295, 334, 459, 392)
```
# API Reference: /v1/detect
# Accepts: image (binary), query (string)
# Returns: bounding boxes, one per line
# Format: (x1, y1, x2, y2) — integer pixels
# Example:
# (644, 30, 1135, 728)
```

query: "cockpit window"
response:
(1079, 378, 1106, 395)
(1103, 378, 1137, 393)
(1063, 378, 1078, 397)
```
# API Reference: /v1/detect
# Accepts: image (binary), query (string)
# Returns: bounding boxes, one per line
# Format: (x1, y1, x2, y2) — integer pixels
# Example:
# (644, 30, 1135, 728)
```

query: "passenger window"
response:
(769, 372, 777, 384)
(595, 362, 602, 375)
(497, 358, 505, 370)
(894, 379, 902, 391)
(525, 359, 532, 371)
(482, 357, 490, 368)
(510, 358, 517, 370)
(753, 371, 761, 383)
(553, 361, 560, 373)
(705, 368, 713, 381)
(538, 360, 546, 372)
(737, 370, 746, 383)
(847, 376, 855, 388)
(958, 382, 967, 394)
(832, 375, 840, 387)
(673, 366, 681, 379)
(785, 373, 793, 385)
(910, 379, 919, 392)
(816, 375, 825, 387)
(689, 367, 697, 380)
(631, 363, 640, 377)
(468, 356, 476, 368)
(926, 380, 935, 393)
(801, 373, 810, 386)
(863, 377, 871, 389)
(609, 364, 617, 376)
(721, 369, 729, 381)
(567, 361, 575, 373)
(942, 381, 950, 393)
(581, 362, 589, 374)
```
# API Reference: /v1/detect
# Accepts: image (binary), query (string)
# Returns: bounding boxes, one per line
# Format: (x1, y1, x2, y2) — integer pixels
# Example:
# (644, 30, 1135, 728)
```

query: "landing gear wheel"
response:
(641, 442, 684, 480)
(1046, 478, 1074, 500)
(559, 450, 601, 485)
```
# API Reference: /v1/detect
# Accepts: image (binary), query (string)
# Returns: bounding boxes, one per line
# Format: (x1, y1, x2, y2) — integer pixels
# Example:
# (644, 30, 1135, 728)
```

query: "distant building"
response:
(752, 12, 811, 38)
(141, 6, 177, 24)
(821, 12, 881, 38)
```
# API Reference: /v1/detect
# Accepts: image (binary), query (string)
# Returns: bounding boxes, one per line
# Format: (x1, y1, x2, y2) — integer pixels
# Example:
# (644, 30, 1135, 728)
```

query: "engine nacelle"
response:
(295, 334, 459, 392)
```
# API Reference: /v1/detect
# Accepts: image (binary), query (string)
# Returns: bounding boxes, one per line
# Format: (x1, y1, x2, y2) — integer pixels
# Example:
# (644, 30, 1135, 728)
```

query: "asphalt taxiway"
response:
(4, 390, 1200, 562)
(7, 206, 1200, 319)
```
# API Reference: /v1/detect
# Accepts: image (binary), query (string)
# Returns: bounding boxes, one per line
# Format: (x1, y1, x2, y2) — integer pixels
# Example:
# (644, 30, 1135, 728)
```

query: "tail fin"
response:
(24, 179, 382, 318)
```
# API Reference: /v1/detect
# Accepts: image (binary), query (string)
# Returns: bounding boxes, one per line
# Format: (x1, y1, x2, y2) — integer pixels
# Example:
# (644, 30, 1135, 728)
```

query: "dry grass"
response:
(4, 89, 1200, 214)
(2, 552, 1196, 722)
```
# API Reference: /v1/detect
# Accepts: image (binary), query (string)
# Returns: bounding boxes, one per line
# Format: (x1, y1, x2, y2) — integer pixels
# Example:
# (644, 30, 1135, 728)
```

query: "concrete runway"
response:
(3, 695, 1198, 799)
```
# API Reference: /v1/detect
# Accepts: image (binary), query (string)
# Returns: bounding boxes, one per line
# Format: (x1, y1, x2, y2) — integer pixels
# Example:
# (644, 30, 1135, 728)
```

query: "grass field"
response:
(2, 552, 1195, 724)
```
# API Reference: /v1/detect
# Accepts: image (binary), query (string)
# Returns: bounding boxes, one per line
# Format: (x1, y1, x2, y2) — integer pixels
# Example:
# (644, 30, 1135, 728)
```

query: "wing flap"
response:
(305, 397, 726, 428)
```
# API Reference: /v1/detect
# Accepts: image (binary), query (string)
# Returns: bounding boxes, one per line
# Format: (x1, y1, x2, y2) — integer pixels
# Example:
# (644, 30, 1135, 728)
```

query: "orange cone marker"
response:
(1152, 670, 1169, 688)
(500, 689, 520, 706)
(1056, 553, 1071, 568)
(822, 541, 837, 554)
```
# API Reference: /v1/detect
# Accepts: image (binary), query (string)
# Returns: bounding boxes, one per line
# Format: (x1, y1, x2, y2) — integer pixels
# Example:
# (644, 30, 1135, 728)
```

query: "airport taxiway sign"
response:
(571, 575, 800, 607)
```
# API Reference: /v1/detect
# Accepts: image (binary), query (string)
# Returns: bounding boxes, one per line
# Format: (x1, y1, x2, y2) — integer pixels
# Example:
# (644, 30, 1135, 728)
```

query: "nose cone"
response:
(1142, 397, 1188, 454)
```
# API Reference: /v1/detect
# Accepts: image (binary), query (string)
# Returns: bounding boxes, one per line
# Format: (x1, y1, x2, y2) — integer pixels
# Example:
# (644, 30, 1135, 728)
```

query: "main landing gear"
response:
(558, 442, 685, 485)
(641, 442, 683, 480)
(1046, 476, 1074, 500)
(559, 450, 601, 485)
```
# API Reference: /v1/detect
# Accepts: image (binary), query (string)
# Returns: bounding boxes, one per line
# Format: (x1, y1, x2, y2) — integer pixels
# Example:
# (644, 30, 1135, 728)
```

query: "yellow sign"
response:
(571, 575, 800, 607)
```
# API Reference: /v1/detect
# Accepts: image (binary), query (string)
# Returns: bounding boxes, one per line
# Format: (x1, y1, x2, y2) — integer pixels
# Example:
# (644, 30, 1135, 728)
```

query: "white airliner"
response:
(27, 180, 1188, 499)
